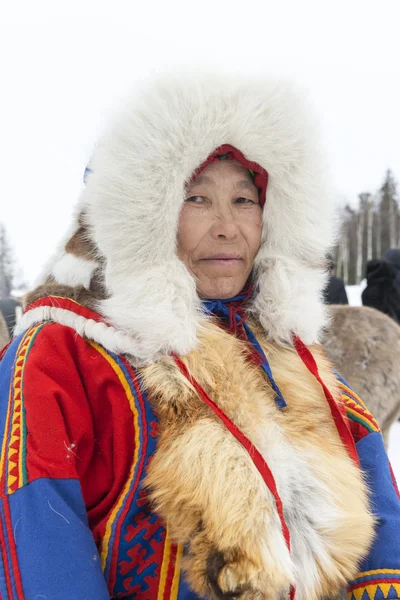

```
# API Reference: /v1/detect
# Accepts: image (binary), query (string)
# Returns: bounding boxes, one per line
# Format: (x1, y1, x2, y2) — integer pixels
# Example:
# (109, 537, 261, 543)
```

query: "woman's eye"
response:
(235, 197, 258, 205)
(184, 196, 206, 204)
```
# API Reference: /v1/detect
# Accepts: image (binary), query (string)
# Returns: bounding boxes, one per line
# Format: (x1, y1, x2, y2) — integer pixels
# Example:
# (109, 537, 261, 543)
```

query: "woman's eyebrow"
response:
(188, 174, 212, 187)
(188, 176, 256, 190)
(237, 180, 258, 191)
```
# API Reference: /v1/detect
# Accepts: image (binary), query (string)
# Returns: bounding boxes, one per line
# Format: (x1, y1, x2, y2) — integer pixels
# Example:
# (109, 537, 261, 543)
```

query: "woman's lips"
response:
(200, 255, 243, 265)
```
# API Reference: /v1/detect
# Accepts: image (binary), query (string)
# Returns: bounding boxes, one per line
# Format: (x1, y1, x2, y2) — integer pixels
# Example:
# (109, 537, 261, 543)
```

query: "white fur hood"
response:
(19, 74, 335, 362)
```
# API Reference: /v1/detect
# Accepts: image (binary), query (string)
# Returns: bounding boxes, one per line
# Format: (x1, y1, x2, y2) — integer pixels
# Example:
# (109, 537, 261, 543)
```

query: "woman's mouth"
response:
(201, 254, 243, 266)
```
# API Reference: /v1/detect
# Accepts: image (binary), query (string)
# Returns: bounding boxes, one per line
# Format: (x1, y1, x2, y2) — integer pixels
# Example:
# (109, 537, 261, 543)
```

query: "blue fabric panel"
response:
(0, 333, 25, 440)
(356, 432, 400, 571)
(8, 477, 110, 599)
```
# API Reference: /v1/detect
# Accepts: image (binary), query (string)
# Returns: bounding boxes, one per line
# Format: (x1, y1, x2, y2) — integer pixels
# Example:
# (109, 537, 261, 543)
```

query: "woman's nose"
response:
(210, 214, 240, 240)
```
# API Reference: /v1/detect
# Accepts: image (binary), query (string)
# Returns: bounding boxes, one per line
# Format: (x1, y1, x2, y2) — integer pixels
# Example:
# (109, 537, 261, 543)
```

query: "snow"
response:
(389, 422, 400, 484)
(345, 280, 366, 306)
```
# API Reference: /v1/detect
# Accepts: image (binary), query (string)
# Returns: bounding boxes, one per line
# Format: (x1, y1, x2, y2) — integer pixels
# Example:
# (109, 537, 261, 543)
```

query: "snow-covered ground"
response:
(388, 422, 400, 484)
(346, 280, 366, 306)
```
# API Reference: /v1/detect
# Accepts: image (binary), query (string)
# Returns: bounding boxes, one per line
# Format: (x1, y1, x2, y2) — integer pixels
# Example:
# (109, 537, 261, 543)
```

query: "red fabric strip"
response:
(0, 507, 14, 600)
(25, 296, 104, 325)
(164, 542, 178, 598)
(2, 495, 24, 599)
(193, 144, 268, 207)
(293, 336, 359, 466)
(172, 356, 292, 548)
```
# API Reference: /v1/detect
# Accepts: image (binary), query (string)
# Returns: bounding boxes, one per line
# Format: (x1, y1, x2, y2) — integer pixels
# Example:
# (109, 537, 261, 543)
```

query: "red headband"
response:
(194, 144, 268, 207)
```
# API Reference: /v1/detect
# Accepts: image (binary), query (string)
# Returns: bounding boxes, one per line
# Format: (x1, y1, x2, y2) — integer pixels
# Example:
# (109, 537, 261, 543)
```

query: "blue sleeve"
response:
(347, 432, 400, 599)
(0, 478, 111, 600)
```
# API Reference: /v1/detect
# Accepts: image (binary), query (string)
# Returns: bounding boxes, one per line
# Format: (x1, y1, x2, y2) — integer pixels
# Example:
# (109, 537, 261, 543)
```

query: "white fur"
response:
(41, 74, 335, 360)
(51, 253, 99, 289)
(35, 199, 85, 286)
(15, 306, 162, 359)
(255, 424, 347, 598)
(100, 261, 201, 361)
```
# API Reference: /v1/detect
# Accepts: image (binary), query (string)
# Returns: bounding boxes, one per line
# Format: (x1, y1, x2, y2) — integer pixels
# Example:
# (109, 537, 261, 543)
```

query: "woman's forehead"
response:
(189, 160, 256, 187)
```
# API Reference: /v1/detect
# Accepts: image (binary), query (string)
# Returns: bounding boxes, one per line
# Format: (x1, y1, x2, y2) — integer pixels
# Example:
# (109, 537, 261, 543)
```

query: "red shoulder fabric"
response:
(17, 323, 136, 536)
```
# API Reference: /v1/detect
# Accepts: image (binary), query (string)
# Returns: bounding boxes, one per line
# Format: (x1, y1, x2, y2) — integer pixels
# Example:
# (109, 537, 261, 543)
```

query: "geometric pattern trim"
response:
(157, 532, 183, 600)
(0, 324, 45, 495)
(89, 341, 146, 586)
(348, 570, 400, 599)
(340, 383, 380, 435)
(339, 382, 369, 410)
(348, 582, 400, 599)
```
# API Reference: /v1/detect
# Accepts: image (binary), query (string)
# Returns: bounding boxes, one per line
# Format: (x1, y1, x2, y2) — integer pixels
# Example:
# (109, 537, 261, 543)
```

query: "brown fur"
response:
(24, 279, 106, 310)
(24, 214, 107, 310)
(141, 319, 374, 599)
(64, 215, 99, 261)
(323, 305, 400, 446)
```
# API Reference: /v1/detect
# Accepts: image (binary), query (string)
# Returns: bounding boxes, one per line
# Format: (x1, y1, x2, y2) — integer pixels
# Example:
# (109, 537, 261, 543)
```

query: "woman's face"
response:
(177, 160, 263, 299)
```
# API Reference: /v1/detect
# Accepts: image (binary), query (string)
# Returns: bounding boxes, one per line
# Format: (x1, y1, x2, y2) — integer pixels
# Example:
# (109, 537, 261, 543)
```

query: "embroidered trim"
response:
(157, 532, 182, 600)
(348, 570, 400, 598)
(89, 342, 144, 586)
(348, 580, 400, 599)
(340, 385, 380, 435)
(0, 325, 45, 495)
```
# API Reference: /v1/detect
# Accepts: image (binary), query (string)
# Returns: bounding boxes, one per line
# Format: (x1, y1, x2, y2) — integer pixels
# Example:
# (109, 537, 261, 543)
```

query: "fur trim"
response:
(51, 253, 99, 289)
(100, 261, 202, 360)
(142, 320, 374, 598)
(30, 74, 335, 361)
(14, 306, 138, 356)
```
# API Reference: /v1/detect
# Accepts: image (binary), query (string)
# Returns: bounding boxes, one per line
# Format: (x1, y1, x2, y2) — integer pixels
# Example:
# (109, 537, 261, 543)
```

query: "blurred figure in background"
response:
(0, 297, 22, 339)
(362, 253, 400, 325)
(324, 254, 349, 305)
(0, 312, 8, 349)
(0, 296, 22, 338)
(384, 248, 400, 290)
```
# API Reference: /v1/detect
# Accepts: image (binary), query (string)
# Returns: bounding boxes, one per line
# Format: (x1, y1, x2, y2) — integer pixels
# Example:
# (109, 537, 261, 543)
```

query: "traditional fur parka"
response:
(1, 75, 400, 600)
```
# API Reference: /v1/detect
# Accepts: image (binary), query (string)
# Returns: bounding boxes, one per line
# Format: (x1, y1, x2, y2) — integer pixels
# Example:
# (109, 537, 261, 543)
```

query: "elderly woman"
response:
(0, 75, 399, 600)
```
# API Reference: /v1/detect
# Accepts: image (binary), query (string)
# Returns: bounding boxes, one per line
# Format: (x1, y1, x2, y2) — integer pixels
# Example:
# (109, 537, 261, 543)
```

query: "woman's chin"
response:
(198, 278, 246, 300)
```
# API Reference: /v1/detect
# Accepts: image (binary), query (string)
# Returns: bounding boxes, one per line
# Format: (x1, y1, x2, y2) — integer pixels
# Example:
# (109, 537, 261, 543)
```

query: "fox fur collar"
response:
(141, 319, 374, 599)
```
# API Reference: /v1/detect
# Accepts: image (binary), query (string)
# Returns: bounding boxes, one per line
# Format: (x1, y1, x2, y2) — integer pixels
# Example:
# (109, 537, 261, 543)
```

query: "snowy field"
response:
(346, 282, 400, 483)
(346, 281, 366, 306)
(389, 423, 400, 484)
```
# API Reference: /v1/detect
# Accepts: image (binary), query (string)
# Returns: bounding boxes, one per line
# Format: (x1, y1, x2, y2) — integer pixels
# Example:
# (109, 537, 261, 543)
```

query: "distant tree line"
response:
(0, 223, 28, 299)
(334, 170, 399, 285)
(0, 223, 15, 298)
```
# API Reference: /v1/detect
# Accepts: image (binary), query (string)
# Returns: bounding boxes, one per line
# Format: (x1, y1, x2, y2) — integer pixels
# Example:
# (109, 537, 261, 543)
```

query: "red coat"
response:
(0, 310, 196, 599)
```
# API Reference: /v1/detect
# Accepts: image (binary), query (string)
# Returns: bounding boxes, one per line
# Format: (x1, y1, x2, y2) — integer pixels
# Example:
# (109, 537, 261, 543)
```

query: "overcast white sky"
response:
(1, 0, 399, 286)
